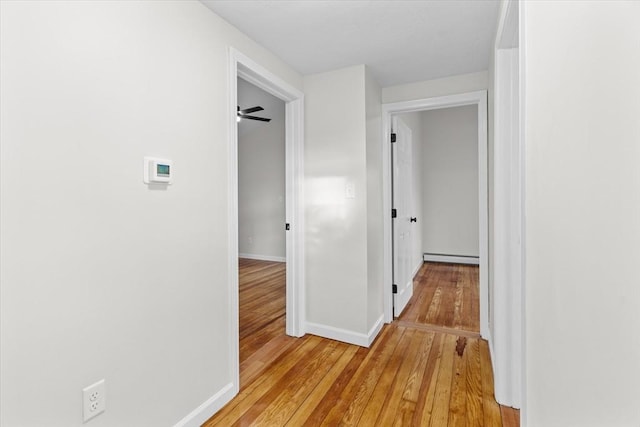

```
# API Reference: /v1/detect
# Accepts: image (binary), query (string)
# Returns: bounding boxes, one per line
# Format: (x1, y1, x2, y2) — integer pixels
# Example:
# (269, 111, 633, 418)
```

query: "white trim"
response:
(173, 382, 235, 427)
(382, 90, 490, 340)
(228, 48, 306, 401)
(283, 79, 306, 339)
(238, 253, 286, 263)
(367, 315, 385, 346)
(423, 254, 480, 265)
(382, 113, 393, 324)
(230, 47, 306, 338)
(477, 93, 489, 340)
(305, 315, 384, 348)
(519, 0, 527, 423)
(383, 91, 487, 116)
(227, 49, 241, 397)
(491, 0, 524, 411)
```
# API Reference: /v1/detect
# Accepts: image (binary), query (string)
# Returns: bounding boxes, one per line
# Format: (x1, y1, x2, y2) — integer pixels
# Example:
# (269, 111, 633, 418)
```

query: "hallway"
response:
(204, 260, 518, 426)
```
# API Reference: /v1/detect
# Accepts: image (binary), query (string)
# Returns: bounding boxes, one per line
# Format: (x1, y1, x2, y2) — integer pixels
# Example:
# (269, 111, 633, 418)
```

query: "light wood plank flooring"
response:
(399, 262, 480, 333)
(204, 259, 519, 426)
(238, 258, 286, 367)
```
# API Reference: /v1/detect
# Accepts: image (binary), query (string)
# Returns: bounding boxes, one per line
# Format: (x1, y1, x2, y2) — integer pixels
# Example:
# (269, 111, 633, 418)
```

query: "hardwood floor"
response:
(204, 260, 519, 426)
(400, 262, 480, 333)
(238, 258, 286, 367)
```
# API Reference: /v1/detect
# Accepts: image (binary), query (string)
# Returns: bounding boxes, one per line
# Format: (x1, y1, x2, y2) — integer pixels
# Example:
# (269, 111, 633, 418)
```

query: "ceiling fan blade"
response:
(241, 115, 271, 122)
(239, 106, 264, 114)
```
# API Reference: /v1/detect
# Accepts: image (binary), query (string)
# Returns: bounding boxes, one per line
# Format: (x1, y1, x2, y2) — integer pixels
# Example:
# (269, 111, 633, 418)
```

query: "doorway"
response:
(237, 77, 287, 370)
(393, 106, 481, 334)
(228, 48, 305, 393)
(382, 91, 489, 338)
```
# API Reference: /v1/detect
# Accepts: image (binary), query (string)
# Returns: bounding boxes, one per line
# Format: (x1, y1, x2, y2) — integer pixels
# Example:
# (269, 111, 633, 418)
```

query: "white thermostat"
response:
(144, 157, 173, 184)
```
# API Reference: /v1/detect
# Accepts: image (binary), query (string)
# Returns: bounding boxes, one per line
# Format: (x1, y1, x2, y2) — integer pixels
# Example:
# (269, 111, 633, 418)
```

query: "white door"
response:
(392, 117, 414, 317)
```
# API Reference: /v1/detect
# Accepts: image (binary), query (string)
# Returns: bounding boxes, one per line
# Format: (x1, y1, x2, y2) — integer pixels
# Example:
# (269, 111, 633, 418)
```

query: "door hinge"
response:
(392, 284, 398, 294)
(391, 208, 397, 218)
(391, 133, 397, 143)
(285, 223, 290, 231)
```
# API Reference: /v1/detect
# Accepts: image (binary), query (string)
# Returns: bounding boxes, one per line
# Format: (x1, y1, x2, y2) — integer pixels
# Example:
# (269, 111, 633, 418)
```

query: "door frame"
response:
(492, 0, 524, 410)
(382, 90, 489, 338)
(227, 48, 305, 390)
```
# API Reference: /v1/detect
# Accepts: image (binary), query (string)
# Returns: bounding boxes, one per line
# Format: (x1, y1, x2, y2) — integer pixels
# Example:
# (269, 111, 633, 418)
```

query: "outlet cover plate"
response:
(83, 379, 106, 422)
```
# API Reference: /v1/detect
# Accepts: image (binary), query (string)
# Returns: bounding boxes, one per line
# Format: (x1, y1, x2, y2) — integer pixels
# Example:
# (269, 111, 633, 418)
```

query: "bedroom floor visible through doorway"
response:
(397, 262, 480, 333)
(238, 258, 287, 385)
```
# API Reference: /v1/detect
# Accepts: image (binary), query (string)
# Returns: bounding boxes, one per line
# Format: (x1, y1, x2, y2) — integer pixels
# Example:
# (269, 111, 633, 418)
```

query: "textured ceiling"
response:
(201, 0, 500, 87)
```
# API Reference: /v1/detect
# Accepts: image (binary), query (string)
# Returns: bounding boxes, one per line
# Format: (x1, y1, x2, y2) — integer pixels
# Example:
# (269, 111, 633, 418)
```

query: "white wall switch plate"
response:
(83, 379, 106, 422)
(345, 182, 356, 199)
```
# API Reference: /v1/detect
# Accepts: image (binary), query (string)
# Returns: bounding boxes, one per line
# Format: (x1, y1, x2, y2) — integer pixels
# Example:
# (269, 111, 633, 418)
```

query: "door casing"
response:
(492, 0, 524, 410)
(227, 48, 305, 393)
(382, 91, 489, 338)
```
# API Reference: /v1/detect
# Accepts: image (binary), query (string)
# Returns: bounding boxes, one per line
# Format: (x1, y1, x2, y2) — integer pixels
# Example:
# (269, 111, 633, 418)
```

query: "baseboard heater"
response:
(238, 253, 286, 263)
(423, 253, 480, 265)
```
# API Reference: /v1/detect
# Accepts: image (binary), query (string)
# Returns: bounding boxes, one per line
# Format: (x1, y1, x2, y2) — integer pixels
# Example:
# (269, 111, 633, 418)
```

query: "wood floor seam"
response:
(394, 320, 482, 339)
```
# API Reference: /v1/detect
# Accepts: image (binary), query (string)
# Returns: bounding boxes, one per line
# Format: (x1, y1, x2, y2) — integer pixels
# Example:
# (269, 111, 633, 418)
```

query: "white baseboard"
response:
(238, 253, 286, 263)
(487, 326, 521, 409)
(173, 382, 236, 427)
(488, 329, 507, 405)
(305, 315, 384, 348)
(423, 253, 480, 265)
(366, 315, 385, 346)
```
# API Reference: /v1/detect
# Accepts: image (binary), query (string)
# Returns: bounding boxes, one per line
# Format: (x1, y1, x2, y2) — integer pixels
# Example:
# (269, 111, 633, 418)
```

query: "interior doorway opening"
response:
(391, 106, 481, 334)
(228, 48, 305, 394)
(237, 77, 287, 372)
(382, 91, 489, 338)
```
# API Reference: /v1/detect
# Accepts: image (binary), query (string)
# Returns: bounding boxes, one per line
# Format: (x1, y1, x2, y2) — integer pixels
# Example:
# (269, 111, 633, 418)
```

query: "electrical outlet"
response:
(82, 379, 106, 422)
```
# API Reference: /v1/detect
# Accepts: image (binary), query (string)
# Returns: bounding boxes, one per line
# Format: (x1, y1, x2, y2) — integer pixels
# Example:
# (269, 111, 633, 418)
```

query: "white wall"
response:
(382, 71, 488, 103)
(304, 65, 369, 336)
(365, 67, 384, 330)
(524, 1, 640, 426)
(237, 78, 286, 261)
(304, 65, 383, 343)
(0, 2, 302, 426)
(421, 105, 479, 257)
(396, 112, 424, 273)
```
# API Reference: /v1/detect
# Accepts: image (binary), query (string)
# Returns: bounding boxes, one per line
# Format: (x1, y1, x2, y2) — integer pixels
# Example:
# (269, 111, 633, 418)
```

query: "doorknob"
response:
(410, 217, 417, 223)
